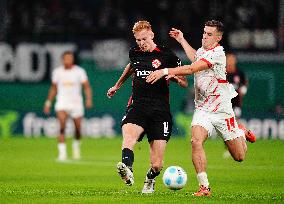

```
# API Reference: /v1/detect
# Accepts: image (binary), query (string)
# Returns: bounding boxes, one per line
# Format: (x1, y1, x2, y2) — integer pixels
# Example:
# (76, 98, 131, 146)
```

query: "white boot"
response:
(142, 176, 155, 194)
(116, 162, 134, 186)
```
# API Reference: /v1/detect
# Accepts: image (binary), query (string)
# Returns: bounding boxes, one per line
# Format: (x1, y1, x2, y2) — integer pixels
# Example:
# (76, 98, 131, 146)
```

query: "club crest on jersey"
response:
(152, 59, 161, 69)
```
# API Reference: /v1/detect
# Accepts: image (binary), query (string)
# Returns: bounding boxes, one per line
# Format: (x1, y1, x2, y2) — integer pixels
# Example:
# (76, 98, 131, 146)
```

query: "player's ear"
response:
(217, 35, 222, 43)
(150, 31, 154, 40)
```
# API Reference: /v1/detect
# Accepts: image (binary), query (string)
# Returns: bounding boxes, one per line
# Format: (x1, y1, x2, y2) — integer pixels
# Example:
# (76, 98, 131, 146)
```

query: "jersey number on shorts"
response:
(225, 117, 235, 132)
(163, 122, 169, 136)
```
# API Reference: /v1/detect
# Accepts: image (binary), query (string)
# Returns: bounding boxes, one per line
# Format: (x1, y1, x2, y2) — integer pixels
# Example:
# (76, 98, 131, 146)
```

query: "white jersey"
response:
(52, 65, 88, 109)
(194, 45, 237, 113)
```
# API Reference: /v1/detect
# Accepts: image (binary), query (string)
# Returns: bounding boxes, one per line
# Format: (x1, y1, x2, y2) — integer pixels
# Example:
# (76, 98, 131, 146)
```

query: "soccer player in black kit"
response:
(226, 52, 248, 119)
(107, 20, 188, 193)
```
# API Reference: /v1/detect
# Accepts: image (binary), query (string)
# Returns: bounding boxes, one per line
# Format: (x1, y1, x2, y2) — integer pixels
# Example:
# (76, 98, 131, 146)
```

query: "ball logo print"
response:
(162, 166, 187, 190)
(152, 59, 161, 68)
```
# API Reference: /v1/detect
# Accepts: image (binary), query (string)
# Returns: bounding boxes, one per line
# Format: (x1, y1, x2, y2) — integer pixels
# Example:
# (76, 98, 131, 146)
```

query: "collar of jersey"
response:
(205, 44, 220, 51)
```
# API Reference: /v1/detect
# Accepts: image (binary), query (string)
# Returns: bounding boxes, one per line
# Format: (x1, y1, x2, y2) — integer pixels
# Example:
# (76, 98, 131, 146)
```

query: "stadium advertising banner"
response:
(0, 110, 284, 139)
(1, 42, 284, 139)
(0, 110, 117, 139)
(0, 43, 77, 82)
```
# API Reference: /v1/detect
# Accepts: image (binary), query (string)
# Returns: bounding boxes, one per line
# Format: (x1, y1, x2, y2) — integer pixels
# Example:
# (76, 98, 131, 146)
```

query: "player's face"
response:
(134, 29, 155, 52)
(202, 26, 222, 49)
(62, 54, 74, 68)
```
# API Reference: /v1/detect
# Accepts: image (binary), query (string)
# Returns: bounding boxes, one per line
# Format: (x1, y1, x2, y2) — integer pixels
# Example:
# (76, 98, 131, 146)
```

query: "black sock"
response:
(146, 168, 160, 179)
(122, 148, 134, 171)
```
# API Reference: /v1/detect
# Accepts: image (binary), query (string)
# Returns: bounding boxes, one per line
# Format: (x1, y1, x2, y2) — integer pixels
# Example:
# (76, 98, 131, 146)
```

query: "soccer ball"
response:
(162, 166, 187, 190)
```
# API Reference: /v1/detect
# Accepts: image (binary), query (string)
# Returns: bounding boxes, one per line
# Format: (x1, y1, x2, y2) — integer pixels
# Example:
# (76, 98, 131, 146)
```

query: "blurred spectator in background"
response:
(226, 52, 248, 119)
(3, 0, 279, 50)
(274, 102, 284, 117)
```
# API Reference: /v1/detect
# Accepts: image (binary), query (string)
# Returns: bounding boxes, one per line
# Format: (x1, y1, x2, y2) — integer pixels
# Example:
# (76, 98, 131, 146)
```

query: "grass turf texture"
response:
(0, 137, 283, 203)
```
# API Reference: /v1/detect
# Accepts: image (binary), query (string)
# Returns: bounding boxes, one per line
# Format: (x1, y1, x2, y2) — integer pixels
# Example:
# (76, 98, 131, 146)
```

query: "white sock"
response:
(197, 172, 209, 188)
(72, 140, 81, 159)
(72, 140, 80, 151)
(58, 143, 67, 157)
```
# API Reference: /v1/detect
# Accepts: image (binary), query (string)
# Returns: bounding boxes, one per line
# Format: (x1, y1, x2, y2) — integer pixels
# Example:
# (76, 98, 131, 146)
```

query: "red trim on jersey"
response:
(197, 95, 211, 108)
(217, 79, 228, 83)
(206, 44, 220, 51)
(212, 85, 218, 94)
(127, 95, 133, 107)
(207, 78, 215, 89)
(212, 102, 221, 112)
(200, 58, 213, 68)
(211, 94, 220, 104)
(154, 47, 161, 52)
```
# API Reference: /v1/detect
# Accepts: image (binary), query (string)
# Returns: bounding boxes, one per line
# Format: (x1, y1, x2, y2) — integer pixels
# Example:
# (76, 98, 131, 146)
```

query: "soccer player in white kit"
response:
(43, 51, 93, 161)
(146, 20, 256, 196)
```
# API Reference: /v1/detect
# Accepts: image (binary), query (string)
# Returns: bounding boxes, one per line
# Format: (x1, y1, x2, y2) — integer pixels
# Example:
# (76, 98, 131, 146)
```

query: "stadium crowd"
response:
(1, 0, 279, 49)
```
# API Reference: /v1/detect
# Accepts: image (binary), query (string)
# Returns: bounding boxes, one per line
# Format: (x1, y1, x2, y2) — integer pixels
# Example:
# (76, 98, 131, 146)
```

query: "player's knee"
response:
(191, 138, 203, 148)
(233, 153, 245, 162)
(122, 135, 136, 149)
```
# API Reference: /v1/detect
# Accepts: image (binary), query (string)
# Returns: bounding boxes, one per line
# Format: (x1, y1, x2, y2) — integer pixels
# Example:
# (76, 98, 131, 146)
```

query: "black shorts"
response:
(121, 105, 172, 142)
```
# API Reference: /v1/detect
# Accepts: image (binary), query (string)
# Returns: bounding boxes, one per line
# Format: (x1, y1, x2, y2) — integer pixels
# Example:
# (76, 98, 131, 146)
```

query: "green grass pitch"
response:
(0, 137, 283, 203)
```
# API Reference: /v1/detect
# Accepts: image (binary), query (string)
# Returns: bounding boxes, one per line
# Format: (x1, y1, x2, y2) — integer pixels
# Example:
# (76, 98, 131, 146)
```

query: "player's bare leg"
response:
(117, 123, 143, 186)
(73, 117, 82, 160)
(57, 111, 68, 161)
(142, 140, 167, 193)
(225, 136, 247, 162)
(191, 125, 211, 196)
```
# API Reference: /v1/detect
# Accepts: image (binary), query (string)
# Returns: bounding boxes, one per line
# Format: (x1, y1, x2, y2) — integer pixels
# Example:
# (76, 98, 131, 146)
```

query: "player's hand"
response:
(146, 69, 164, 84)
(165, 74, 176, 81)
(43, 105, 50, 115)
(169, 28, 184, 43)
(107, 86, 118, 98)
(86, 99, 93, 109)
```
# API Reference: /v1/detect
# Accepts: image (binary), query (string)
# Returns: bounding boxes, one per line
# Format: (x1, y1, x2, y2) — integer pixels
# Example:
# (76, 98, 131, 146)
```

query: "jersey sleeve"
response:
(200, 49, 225, 69)
(171, 54, 182, 68)
(79, 68, 88, 83)
(168, 50, 182, 68)
(51, 69, 58, 84)
(129, 47, 135, 67)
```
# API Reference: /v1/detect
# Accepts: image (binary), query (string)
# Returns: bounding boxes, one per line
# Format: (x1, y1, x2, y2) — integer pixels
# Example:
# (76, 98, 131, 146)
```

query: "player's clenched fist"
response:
(107, 86, 118, 98)
(169, 28, 184, 43)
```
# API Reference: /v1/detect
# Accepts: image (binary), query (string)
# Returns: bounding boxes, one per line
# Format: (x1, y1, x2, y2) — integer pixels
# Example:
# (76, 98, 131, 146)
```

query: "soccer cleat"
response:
(142, 177, 155, 194)
(192, 185, 211, 197)
(238, 123, 256, 143)
(116, 162, 134, 186)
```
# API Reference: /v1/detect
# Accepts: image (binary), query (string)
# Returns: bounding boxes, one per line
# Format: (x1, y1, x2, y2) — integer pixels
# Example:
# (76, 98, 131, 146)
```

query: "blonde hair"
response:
(132, 20, 152, 34)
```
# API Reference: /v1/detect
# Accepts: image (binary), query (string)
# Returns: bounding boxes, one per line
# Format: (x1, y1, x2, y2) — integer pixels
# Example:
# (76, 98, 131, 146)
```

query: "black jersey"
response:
(128, 45, 181, 111)
(227, 69, 247, 108)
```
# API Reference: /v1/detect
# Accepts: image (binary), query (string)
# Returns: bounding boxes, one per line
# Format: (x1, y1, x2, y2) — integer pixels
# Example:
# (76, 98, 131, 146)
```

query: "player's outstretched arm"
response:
(169, 28, 196, 62)
(107, 63, 134, 98)
(83, 80, 93, 109)
(146, 60, 209, 84)
(43, 83, 57, 115)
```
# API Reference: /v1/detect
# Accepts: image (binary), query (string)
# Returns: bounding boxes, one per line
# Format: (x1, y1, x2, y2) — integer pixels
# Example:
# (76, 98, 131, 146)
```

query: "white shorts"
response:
(191, 109, 244, 141)
(55, 103, 84, 118)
